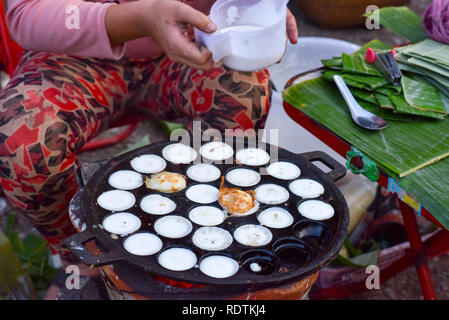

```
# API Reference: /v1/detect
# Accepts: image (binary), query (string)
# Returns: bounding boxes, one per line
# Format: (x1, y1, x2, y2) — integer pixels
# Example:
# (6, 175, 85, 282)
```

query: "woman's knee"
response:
(191, 67, 273, 131)
(0, 93, 77, 204)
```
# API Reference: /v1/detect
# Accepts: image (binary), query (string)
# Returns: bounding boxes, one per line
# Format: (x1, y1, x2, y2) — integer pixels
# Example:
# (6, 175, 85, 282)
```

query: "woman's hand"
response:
(106, 1, 298, 69)
(287, 8, 299, 44)
(106, 0, 217, 70)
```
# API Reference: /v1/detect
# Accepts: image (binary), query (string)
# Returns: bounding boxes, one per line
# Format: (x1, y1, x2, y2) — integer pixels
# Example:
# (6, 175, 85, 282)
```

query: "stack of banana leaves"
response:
(282, 7, 449, 228)
(320, 40, 449, 121)
(316, 7, 449, 122)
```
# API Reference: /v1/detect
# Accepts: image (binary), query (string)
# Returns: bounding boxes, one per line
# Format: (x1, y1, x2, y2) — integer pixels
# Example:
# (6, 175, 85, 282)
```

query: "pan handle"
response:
(63, 229, 123, 267)
(300, 151, 347, 182)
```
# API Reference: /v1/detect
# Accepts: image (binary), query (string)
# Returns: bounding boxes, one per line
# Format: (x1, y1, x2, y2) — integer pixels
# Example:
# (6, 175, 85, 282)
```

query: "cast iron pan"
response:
(65, 137, 349, 288)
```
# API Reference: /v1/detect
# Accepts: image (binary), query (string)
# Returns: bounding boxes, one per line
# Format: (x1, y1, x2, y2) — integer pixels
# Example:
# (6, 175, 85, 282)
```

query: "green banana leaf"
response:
(351, 88, 378, 105)
(425, 77, 449, 104)
(321, 57, 342, 69)
(398, 59, 449, 103)
(401, 75, 447, 114)
(342, 53, 381, 76)
(160, 120, 187, 136)
(374, 87, 398, 96)
(375, 93, 395, 110)
(283, 77, 449, 229)
(398, 60, 449, 86)
(365, 7, 428, 43)
(283, 77, 449, 177)
(384, 84, 403, 94)
(361, 100, 412, 122)
(389, 94, 445, 119)
(323, 71, 389, 90)
(402, 39, 449, 67)
(353, 39, 392, 56)
(320, 40, 391, 70)
(406, 56, 449, 78)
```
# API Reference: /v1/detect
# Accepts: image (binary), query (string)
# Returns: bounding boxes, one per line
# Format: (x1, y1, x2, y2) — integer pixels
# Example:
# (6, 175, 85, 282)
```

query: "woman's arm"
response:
(6, 0, 125, 59)
(6, 0, 216, 69)
(105, 0, 216, 69)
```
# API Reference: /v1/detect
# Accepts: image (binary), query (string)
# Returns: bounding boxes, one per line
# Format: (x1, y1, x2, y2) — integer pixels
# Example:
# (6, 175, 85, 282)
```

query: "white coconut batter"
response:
(97, 190, 136, 212)
(186, 184, 219, 204)
(123, 233, 163, 256)
(186, 163, 221, 183)
(130, 154, 166, 174)
(254, 184, 289, 204)
(199, 255, 239, 279)
(162, 143, 197, 164)
(188, 206, 226, 226)
(289, 179, 324, 199)
(108, 170, 143, 190)
(225, 168, 261, 187)
(158, 248, 197, 271)
(236, 148, 270, 166)
(298, 200, 335, 221)
(233, 224, 273, 247)
(266, 162, 301, 180)
(192, 227, 233, 251)
(200, 141, 234, 161)
(257, 207, 294, 229)
(102, 212, 141, 236)
(154, 215, 193, 239)
(140, 194, 176, 215)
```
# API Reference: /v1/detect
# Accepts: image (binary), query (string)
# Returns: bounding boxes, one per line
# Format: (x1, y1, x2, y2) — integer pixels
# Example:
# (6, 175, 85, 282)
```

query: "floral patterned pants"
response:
(0, 51, 272, 254)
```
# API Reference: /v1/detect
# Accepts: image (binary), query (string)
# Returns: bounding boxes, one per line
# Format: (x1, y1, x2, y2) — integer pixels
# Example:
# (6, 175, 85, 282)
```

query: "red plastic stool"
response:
(0, 2, 142, 150)
(0, 2, 22, 76)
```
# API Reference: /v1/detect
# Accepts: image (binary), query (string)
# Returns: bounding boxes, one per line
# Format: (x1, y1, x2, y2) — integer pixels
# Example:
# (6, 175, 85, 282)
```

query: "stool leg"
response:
(399, 200, 437, 300)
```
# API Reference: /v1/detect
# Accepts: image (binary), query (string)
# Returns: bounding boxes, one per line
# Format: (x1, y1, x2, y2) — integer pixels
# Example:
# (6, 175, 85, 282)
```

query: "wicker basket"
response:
(298, 0, 410, 29)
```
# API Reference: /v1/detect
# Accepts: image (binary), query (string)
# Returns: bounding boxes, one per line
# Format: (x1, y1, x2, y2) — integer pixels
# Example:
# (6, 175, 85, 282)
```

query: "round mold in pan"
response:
(102, 212, 142, 236)
(200, 141, 234, 161)
(235, 148, 270, 166)
(70, 140, 349, 289)
(130, 154, 167, 174)
(254, 184, 290, 205)
(293, 220, 333, 254)
(272, 237, 313, 266)
(108, 170, 144, 190)
(97, 190, 136, 212)
(157, 246, 198, 272)
(233, 224, 273, 247)
(239, 250, 279, 276)
(266, 161, 301, 180)
(185, 184, 219, 204)
(225, 168, 261, 187)
(297, 199, 335, 221)
(257, 207, 294, 229)
(162, 143, 197, 164)
(154, 215, 193, 239)
(188, 205, 226, 227)
(186, 163, 221, 183)
(123, 232, 163, 256)
(198, 253, 240, 279)
(192, 226, 233, 251)
(289, 178, 325, 199)
(140, 194, 177, 216)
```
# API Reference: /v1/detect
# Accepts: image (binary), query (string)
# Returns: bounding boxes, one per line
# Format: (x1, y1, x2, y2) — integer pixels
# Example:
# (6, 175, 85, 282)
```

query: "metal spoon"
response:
(333, 75, 387, 131)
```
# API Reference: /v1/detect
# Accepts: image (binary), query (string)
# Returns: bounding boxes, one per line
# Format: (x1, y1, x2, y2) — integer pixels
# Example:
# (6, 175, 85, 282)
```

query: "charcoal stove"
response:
(65, 138, 349, 300)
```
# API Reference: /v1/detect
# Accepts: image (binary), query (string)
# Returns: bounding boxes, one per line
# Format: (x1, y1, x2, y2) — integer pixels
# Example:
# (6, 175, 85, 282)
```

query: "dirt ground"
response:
(1, 0, 448, 300)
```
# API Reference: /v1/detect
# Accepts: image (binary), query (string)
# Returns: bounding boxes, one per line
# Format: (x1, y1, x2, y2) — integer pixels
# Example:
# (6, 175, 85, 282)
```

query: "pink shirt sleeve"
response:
(6, 0, 126, 59)
(5, 0, 215, 59)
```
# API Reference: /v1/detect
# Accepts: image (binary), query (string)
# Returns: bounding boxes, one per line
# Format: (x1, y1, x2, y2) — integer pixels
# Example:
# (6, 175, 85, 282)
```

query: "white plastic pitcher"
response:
(194, 0, 289, 72)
